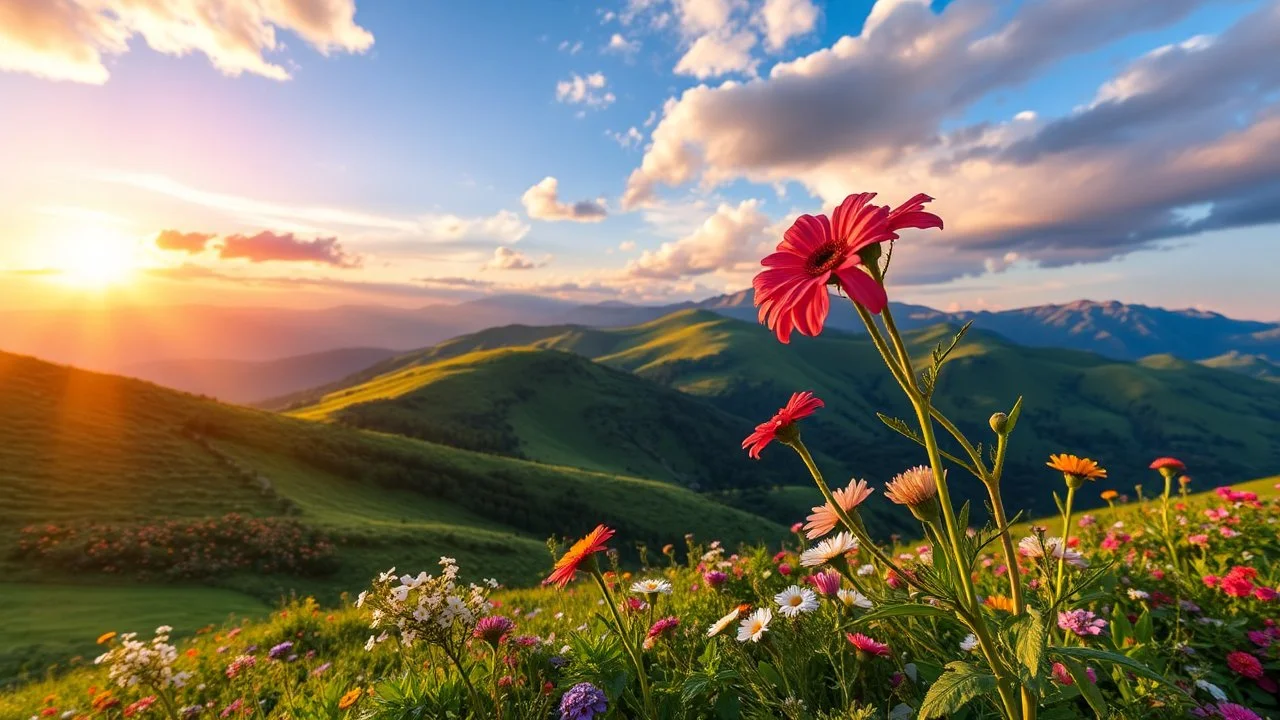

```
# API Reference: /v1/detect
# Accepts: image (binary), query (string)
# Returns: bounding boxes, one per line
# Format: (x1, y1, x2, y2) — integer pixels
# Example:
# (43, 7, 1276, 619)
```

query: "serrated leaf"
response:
(1050, 646, 1174, 688)
(918, 661, 995, 719)
(1014, 607, 1047, 680)
(876, 413, 976, 475)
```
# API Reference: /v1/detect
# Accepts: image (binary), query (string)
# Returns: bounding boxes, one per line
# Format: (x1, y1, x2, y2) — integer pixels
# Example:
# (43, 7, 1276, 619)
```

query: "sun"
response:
(47, 227, 142, 288)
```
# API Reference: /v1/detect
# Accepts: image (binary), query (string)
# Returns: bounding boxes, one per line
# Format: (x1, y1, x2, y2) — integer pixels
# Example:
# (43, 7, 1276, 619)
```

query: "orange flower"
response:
(185, 649, 198, 658)
(95, 632, 116, 645)
(1046, 454, 1107, 481)
(984, 595, 1015, 613)
(1100, 490, 1119, 501)
(544, 525, 616, 589)
(338, 689, 361, 710)
(804, 478, 874, 539)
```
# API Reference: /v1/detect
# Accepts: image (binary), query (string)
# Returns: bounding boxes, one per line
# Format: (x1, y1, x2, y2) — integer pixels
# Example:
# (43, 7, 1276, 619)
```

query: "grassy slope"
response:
(0, 350, 784, 674)
(288, 346, 804, 492)
(289, 310, 1280, 520)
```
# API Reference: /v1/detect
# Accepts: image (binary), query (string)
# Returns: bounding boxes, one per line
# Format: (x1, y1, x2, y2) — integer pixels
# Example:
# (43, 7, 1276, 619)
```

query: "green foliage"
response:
(918, 661, 996, 718)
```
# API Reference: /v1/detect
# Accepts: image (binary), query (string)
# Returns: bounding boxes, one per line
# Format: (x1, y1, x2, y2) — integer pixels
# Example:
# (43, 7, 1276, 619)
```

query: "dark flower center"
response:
(805, 241, 846, 276)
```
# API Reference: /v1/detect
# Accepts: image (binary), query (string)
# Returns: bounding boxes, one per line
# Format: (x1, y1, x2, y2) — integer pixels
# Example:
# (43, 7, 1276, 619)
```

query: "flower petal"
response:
(834, 265, 888, 314)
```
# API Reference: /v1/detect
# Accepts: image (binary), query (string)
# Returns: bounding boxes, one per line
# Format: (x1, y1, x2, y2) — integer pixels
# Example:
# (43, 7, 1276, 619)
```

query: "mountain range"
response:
(284, 309, 1280, 521)
(4, 293, 1277, 404)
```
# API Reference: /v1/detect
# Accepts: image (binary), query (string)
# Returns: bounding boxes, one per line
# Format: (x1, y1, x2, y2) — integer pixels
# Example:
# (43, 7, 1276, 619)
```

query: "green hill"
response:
(288, 345, 820, 493)
(1198, 351, 1280, 383)
(0, 349, 782, 607)
(288, 310, 1280, 519)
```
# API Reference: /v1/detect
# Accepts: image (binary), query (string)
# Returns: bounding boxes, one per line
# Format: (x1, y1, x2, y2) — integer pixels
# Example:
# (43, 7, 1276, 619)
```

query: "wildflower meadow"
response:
(6, 192, 1279, 720)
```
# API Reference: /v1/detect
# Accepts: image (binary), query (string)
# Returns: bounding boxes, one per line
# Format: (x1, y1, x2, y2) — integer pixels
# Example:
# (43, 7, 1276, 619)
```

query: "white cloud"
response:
(619, 240, 637, 251)
(98, 170, 529, 244)
(622, 0, 1277, 284)
(609, 126, 645, 148)
(604, 33, 641, 56)
(555, 71, 616, 108)
(674, 29, 758, 79)
(558, 39, 584, 55)
(755, 0, 820, 51)
(672, 0, 743, 36)
(521, 177, 608, 222)
(482, 246, 547, 271)
(624, 199, 771, 279)
(0, 0, 373, 84)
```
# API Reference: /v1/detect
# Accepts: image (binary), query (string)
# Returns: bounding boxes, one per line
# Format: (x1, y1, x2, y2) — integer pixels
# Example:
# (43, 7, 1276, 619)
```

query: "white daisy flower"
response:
(960, 634, 978, 652)
(774, 585, 819, 617)
(707, 607, 742, 637)
(630, 578, 673, 596)
(1195, 679, 1227, 701)
(837, 589, 872, 609)
(737, 608, 773, 643)
(799, 532, 858, 567)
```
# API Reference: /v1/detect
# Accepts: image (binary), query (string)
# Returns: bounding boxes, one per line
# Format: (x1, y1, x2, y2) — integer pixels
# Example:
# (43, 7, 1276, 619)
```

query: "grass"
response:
(0, 583, 269, 681)
(0, 349, 786, 677)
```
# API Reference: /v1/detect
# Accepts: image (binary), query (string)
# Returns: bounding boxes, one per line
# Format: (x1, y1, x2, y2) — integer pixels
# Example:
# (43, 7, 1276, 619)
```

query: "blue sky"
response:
(0, 0, 1276, 319)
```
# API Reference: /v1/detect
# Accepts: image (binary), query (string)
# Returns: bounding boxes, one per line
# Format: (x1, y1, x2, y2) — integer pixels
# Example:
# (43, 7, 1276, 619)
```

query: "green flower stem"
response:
(441, 641, 486, 715)
(589, 563, 655, 717)
(785, 437, 914, 589)
(1054, 485, 1077, 602)
(1160, 476, 1181, 570)
(151, 685, 180, 720)
(988, 434, 1036, 720)
(490, 645, 503, 720)
(879, 301, 1022, 720)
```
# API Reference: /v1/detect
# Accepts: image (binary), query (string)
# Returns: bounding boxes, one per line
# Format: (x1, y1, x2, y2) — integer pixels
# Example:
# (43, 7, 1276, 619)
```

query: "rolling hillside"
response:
(122, 347, 400, 404)
(288, 346, 798, 492)
(0, 349, 783, 597)
(288, 310, 1280, 519)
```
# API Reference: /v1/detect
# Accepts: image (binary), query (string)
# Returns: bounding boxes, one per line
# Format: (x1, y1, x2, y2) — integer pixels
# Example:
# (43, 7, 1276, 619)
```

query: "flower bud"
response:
(989, 412, 1009, 434)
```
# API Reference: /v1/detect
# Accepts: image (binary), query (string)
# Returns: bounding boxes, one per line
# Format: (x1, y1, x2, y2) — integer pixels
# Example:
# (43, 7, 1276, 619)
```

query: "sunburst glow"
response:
(46, 227, 143, 288)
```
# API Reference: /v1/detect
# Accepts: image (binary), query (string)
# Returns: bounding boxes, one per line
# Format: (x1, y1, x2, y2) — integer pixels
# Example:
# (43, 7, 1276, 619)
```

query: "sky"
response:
(0, 0, 1277, 319)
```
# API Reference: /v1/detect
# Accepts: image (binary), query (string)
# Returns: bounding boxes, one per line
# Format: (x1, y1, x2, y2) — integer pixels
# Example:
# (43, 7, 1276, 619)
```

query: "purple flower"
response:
(1057, 609, 1107, 637)
(703, 570, 728, 588)
(559, 682, 608, 720)
(268, 641, 294, 661)
(474, 616, 516, 648)
(310, 662, 332, 677)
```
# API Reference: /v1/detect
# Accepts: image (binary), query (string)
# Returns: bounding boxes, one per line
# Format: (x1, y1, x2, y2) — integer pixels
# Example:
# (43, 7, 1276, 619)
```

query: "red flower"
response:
(753, 192, 941, 343)
(741, 391, 824, 459)
(543, 525, 615, 589)
(846, 632, 891, 657)
(1228, 650, 1264, 679)
(1149, 457, 1185, 471)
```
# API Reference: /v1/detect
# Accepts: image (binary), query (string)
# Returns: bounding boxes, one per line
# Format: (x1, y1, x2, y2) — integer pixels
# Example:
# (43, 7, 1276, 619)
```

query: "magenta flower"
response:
(846, 632, 891, 657)
(1057, 609, 1106, 637)
(1228, 651, 1264, 679)
(742, 391, 824, 459)
(810, 570, 841, 597)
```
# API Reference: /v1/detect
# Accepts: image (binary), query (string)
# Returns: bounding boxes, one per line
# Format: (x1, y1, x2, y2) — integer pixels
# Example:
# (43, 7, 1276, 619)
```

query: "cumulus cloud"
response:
(0, 0, 373, 84)
(481, 247, 547, 271)
(755, 0, 820, 50)
(622, 0, 1279, 283)
(604, 33, 641, 56)
(624, 199, 771, 279)
(555, 72, 616, 108)
(418, 210, 531, 243)
(674, 29, 759, 79)
(672, 0, 743, 35)
(521, 177, 608, 222)
(219, 231, 361, 267)
(154, 229, 214, 253)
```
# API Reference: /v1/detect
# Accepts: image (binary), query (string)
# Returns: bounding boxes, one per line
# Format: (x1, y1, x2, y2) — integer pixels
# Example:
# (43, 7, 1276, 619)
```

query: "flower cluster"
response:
(358, 556, 496, 651)
(94, 626, 186, 691)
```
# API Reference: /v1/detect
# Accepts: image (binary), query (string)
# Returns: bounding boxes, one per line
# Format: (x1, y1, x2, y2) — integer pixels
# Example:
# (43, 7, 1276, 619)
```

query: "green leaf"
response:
(1109, 607, 1133, 651)
(1006, 396, 1024, 434)
(1059, 656, 1107, 718)
(854, 602, 956, 625)
(876, 413, 977, 475)
(1134, 611, 1153, 645)
(756, 661, 784, 691)
(1050, 646, 1173, 688)
(918, 661, 996, 719)
(1013, 607, 1047, 681)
